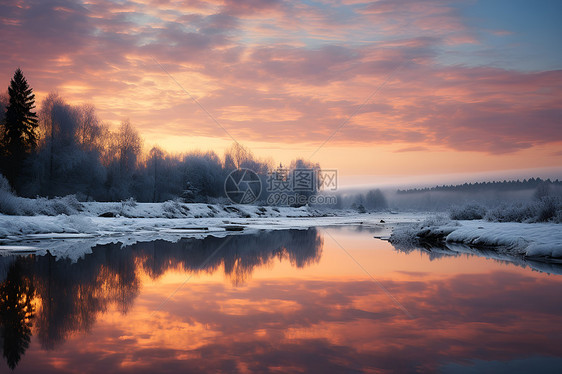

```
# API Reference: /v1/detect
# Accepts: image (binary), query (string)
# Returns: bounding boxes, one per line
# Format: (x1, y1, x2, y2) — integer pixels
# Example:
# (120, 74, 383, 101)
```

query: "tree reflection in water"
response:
(0, 228, 322, 369)
(0, 260, 35, 370)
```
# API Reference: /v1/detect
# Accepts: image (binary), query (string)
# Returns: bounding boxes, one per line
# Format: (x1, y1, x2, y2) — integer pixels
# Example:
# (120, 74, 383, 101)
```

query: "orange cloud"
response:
(1, 0, 560, 178)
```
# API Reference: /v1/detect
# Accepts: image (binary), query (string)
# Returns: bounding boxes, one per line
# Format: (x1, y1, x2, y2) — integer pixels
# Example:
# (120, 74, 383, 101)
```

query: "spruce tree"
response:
(1, 68, 38, 188)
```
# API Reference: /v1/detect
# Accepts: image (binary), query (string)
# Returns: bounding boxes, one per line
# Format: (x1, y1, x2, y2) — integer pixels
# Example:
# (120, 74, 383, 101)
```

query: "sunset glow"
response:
(13, 229, 562, 373)
(1, 0, 561, 185)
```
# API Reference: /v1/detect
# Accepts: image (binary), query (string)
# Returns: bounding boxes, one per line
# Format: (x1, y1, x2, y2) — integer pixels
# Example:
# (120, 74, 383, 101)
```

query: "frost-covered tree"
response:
(103, 120, 142, 200)
(22, 94, 106, 199)
(534, 181, 551, 200)
(287, 158, 320, 206)
(141, 146, 184, 202)
(224, 143, 249, 170)
(76, 104, 105, 152)
(117, 120, 141, 176)
(182, 151, 224, 200)
(148, 146, 164, 202)
(1, 69, 38, 189)
(224, 143, 270, 172)
(365, 189, 388, 211)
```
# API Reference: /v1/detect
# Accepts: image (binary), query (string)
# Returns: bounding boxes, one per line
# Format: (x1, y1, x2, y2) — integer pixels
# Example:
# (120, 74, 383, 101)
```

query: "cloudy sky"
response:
(1, 0, 561, 185)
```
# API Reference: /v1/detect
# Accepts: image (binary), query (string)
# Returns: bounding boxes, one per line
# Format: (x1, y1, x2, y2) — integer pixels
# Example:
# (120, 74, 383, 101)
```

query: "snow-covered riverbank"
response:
(389, 216, 562, 259)
(1, 201, 561, 265)
(0, 202, 426, 261)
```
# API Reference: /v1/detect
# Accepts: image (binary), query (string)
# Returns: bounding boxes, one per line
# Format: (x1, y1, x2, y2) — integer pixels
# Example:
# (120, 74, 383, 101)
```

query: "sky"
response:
(0, 0, 561, 187)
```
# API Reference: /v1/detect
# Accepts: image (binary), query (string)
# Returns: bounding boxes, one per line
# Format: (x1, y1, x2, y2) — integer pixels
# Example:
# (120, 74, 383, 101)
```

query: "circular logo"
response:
(224, 168, 262, 204)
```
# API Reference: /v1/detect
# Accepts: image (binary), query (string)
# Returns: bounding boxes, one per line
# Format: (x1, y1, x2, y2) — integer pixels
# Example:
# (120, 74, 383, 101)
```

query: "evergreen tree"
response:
(1, 68, 38, 188)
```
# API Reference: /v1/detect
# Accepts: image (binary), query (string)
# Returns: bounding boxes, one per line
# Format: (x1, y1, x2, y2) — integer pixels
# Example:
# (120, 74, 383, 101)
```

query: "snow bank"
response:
(390, 217, 562, 258)
(0, 208, 427, 262)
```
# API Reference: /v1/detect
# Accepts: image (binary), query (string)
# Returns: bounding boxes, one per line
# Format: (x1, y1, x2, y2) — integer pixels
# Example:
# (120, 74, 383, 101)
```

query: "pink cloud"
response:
(395, 146, 429, 153)
(1, 0, 560, 157)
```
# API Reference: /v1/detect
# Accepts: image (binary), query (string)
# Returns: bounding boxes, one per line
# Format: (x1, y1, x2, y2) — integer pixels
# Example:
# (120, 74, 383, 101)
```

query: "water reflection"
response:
(390, 240, 562, 275)
(0, 261, 34, 370)
(1, 227, 561, 373)
(0, 229, 322, 369)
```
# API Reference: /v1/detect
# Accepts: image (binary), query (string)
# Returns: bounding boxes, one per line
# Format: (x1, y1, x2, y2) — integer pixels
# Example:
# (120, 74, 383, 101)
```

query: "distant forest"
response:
(0, 69, 316, 203)
(397, 178, 562, 194)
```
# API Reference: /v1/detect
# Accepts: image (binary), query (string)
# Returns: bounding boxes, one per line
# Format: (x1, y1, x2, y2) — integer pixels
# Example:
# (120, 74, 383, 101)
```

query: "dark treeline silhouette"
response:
(0, 69, 318, 203)
(388, 179, 562, 212)
(316, 179, 562, 213)
(396, 178, 562, 194)
(0, 228, 323, 369)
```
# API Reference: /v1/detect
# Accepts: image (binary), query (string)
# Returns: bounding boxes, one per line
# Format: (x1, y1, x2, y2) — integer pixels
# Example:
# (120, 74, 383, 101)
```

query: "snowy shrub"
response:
(388, 223, 422, 248)
(162, 200, 180, 213)
(121, 197, 137, 208)
(51, 198, 74, 215)
(485, 203, 535, 223)
(449, 203, 487, 220)
(555, 209, 562, 224)
(61, 195, 83, 212)
(0, 179, 83, 216)
(389, 215, 454, 247)
(0, 186, 22, 215)
(34, 195, 83, 215)
(0, 174, 11, 193)
(116, 197, 138, 217)
(421, 215, 451, 227)
(536, 197, 560, 222)
(162, 200, 190, 217)
(485, 197, 561, 223)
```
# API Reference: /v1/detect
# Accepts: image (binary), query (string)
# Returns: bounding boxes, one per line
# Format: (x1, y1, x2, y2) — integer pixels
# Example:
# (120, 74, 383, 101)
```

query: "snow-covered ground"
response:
(0, 201, 425, 261)
(390, 216, 562, 259)
(1, 201, 561, 265)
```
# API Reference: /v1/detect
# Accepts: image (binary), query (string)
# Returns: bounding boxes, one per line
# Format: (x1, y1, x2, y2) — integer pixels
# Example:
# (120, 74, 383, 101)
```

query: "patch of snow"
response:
(390, 217, 562, 259)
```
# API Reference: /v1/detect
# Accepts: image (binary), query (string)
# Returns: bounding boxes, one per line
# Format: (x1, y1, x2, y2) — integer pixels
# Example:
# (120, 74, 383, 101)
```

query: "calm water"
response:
(1, 227, 561, 373)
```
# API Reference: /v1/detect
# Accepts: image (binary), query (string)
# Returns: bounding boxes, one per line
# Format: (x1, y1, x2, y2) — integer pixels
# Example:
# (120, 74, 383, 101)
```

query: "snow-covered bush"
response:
(32, 195, 83, 216)
(0, 174, 10, 192)
(389, 215, 455, 247)
(1, 175, 83, 216)
(485, 203, 533, 222)
(0, 174, 22, 215)
(162, 200, 191, 217)
(485, 197, 561, 223)
(388, 223, 422, 248)
(121, 197, 137, 208)
(449, 203, 487, 220)
(536, 197, 560, 222)
(555, 209, 562, 224)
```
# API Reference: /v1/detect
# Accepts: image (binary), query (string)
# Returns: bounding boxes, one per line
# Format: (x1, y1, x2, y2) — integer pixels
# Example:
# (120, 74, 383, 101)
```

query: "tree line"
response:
(0, 69, 316, 202)
(396, 178, 562, 195)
